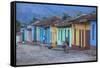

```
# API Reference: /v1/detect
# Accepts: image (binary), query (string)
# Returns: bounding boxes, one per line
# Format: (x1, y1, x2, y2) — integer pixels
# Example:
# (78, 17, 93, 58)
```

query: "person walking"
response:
(62, 37, 69, 53)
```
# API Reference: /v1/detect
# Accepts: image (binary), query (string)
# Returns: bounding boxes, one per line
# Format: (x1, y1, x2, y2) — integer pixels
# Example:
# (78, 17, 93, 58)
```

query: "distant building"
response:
(20, 27, 27, 43)
(16, 32, 22, 43)
(31, 25, 34, 41)
(26, 24, 32, 43)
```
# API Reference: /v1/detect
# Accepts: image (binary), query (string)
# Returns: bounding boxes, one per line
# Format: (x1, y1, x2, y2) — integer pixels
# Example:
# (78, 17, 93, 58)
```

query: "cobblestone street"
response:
(16, 44, 96, 65)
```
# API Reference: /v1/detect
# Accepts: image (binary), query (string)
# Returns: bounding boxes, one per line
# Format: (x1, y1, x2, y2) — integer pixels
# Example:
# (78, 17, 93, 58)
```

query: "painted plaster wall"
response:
(20, 28, 27, 42)
(90, 20, 96, 46)
(32, 26, 34, 41)
(72, 23, 90, 47)
(37, 26, 44, 42)
(57, 27, 72, 47)
(50, 26, 57, 45)
(26, 29, 32, 42)
(45, 27, 50, 44)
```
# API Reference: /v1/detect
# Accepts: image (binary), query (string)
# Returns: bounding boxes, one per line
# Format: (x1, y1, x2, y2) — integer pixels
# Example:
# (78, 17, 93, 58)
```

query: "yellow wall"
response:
(76, 29, 79, 46)
(75, 24, 90, 30)
(50, 26, 57, 47)
(72, 22, 90, 47)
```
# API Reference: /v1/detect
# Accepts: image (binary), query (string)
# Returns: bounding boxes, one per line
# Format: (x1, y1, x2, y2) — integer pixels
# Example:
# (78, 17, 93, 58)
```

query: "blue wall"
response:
(90, 20, 96, 46)
(45, 27, 50, 44)
(32, 26, 34, 41)
(37, 26, 44, 42)
(36, 26, 50, 44)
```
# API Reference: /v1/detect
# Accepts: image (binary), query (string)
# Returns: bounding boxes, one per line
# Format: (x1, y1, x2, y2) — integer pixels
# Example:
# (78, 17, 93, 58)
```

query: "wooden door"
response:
(68, 30, 70, 46)
(74, 29, 76, 45)
(86, 30, 90, 48)
(79, 30, 81, 47)
(22, 30, 24, 41)
(82, 30, 84, 47)
(79, 30, 84, 48)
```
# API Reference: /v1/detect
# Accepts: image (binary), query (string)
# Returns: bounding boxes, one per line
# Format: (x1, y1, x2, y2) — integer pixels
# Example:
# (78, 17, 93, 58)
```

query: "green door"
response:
(22, 30, 24, 41)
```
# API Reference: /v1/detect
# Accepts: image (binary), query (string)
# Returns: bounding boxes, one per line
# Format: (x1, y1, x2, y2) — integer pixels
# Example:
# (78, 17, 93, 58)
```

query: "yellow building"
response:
(33, 16, 61, 48)
(50, 26, 57, 48)
(71, 14, 90, 49)
(49, 16, 61, 48)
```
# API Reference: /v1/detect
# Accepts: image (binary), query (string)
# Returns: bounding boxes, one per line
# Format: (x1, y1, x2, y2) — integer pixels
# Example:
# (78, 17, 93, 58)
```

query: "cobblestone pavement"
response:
(16, 44, 96, 65)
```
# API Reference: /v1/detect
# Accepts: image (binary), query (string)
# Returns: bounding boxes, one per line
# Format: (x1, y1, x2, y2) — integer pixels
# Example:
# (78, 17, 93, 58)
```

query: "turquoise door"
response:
(45, 27, 50, 44)
(22, 30, 24, 41)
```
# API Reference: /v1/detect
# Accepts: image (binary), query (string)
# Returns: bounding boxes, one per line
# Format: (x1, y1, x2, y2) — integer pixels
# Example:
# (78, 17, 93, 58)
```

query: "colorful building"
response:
(71, 14, 91, 49)
(37, 26, 44, 43)
(90, 21, 96, 46)
(34, 16, 61, 47)
(89, 13, 96, 46)
(44, 16, 61, 47)
(33, 14, 96, 49)
(50, 26, 57, 47)
(31, 25, 34, 41)
(44, 26, 50, 44)
(55, 20, 72, 47)
(20, 27, 27, 43)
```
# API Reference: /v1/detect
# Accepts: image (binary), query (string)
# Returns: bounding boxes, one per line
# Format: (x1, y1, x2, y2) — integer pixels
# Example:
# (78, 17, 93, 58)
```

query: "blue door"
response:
(45, 27, 50, 44)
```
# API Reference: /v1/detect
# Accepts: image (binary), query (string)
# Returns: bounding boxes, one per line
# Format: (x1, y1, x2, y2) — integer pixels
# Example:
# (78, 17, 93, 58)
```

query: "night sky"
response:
(16, 3, 96, 24)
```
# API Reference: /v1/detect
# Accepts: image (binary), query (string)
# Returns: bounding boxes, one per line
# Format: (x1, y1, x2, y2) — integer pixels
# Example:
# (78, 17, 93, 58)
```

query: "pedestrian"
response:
(62, 37, 69, 53)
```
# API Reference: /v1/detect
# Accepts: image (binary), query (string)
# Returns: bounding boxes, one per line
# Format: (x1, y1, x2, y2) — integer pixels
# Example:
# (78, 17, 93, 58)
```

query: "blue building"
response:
(36, 26, 50, 44)
(45, 27, 50, 44)
(90, 20, 96, 46)
(20, 27, 27, 42)
(32, 25, 34, 41)
(37, 26, 44, 43)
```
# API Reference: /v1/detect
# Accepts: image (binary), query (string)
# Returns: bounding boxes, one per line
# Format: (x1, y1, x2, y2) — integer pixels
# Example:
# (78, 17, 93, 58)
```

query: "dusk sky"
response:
(16, 3, 96, 24)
